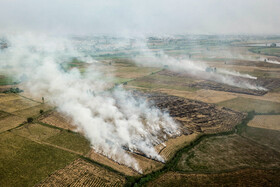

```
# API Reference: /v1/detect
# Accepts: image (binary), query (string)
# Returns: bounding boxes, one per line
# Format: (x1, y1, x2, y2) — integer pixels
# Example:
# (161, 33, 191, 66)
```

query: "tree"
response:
(27, 117, 33, 123)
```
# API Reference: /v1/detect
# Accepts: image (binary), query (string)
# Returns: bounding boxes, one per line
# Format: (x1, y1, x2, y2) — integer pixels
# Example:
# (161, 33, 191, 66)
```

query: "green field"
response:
(12, 123, 60, 141)
(12, 122, 91, 155)
(242, 70, 280, 79)
(0, 132, 78, 187)
(0, 75, 16, 86)
(127, 73, 199, 92)
(148, 169, 280, 187)
(249, 47, 280, 57)
(241, 125, 280, 152)
(177, 134, 280, 172)
(218, 97, 280, 113)
(45, 130, 91, 155)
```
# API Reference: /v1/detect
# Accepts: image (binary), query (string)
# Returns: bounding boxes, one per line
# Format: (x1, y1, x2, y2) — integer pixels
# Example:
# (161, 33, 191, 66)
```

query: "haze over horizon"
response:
(0, 0, 280, 36)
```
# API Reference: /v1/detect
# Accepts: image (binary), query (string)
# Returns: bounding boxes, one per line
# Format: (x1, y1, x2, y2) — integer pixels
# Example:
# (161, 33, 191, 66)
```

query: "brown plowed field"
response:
(248, 115, 280, 131)
(86, 149, 139, 176)
(35, 158, 125, 187)
(39, 111, 76, 131)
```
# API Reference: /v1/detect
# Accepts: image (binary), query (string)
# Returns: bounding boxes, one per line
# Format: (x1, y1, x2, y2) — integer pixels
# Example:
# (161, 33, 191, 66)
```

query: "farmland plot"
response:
(248, 115, 280, 131)
(39, 111, 76, 131)
(35, 158, 125, 187)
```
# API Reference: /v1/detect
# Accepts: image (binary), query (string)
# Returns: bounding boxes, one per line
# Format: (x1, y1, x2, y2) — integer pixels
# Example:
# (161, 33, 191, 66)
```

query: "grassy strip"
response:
(249, 47, 280, 57)
(254, 112, 280, 115)
(16, 93, 43, 104)
(126, 111, 255, 186)
(37, 121, 67, 131)
(0, 76, 18, 86)
(2, 122, 26, 134)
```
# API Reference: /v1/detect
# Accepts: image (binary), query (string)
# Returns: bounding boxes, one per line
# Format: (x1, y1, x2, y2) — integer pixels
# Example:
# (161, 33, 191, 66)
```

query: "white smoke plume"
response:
(132, 43, 266, 91)
(217, 69, 257, 80)
(260, 57, 280, 65)
(0, 34, 180, 172)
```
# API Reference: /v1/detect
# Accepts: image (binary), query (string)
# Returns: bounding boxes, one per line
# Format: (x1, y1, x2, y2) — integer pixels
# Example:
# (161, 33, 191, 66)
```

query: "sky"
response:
(0, 0, 280, 35)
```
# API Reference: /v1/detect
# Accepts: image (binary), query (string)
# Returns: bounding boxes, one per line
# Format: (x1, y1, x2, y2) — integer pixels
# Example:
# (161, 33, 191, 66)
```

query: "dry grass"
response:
(0, 93, 20, 103)
(12, 123, 60, 141)
(156, 89, 237, 103)
(128, 152, 164, 175)
(241, 125, 280, 153)
(218, 97, 280, 113)
(234, 92, 280, 103)
(35, 158, 125, 187)
(0, 115, 25, 133)
(87, 149, 164, 176)
(39, 111, 76, 131)
(45, 130, 91, 156)
(0, 98, 39, 113)
(12, 104, 53, 118)
(248, 115, 280, 131)
(127, 73, 198, 92)
(0, 110, 11, 118)
(0, 132, 78, 187)
(17, 91, 46, 103)
(155, 133, 199, 161)
(113, 66, 161, 79)
(148, 169, 280, 187)
(178, 134, 280, 172)
(86, 149, 139, 176)
(40, 110, 162, 175)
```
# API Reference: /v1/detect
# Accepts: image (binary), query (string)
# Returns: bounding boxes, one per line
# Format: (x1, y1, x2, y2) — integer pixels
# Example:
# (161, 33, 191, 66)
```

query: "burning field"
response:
(1, 33, 280, 186)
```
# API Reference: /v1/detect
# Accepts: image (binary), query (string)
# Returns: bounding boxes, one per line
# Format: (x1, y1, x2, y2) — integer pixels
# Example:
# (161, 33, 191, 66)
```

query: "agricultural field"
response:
(35, 158, 125, 187)
(155, 133, 199, 161)
(128, 153, 164, 175)
(0, 97, 39, 113)
(248, 115, 280, 131)
(241, 124, 280, 152)
(148, 169, 280, 187)
(111, 65, 162, 80)
(250, 47, 280, 57)
(39, 111, 77, 131)
(1, 35, 280, 186)
(155, 89, 237, 103)
(177, 134, 280, 172)
(144, 92, 245, 134)
(11, 123, 61, 141)
(12, 104, 53, 118)
(45, 130, 91, 155)
(0, 115, 25, 133)
(86, 149, 139, 176)
(218, 97, 280, 113)
(0, 132, 78, 187)
(0, 75, 16, 86)
(127, 73, 199, 92)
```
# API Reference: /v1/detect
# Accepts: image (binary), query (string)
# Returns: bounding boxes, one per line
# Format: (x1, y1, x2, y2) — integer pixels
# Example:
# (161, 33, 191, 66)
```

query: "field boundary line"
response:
(17, 93, 42, 104)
